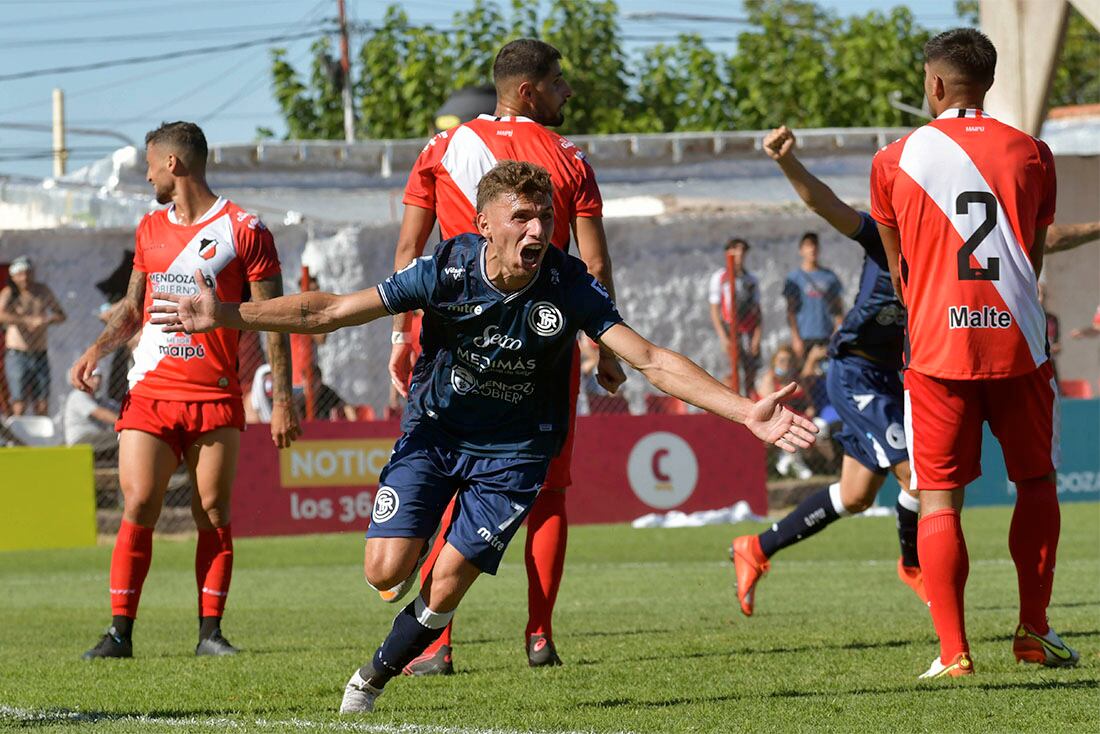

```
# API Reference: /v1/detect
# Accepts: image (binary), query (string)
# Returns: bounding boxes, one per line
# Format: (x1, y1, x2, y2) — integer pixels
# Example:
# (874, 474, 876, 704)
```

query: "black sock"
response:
(759, 486, 842, 558)
(111, 615, 134, 639)
(895, 499, 920, 568)
(199, 616, 221, 640)
(360, 599, 448, 688)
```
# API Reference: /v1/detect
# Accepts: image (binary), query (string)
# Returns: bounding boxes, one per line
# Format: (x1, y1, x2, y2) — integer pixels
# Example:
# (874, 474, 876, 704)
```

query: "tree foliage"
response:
(268, 0, 1098, 141)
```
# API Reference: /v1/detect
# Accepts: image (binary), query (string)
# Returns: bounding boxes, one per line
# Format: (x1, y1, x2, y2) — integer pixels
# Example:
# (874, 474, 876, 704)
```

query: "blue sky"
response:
(0, 0, 964, 180)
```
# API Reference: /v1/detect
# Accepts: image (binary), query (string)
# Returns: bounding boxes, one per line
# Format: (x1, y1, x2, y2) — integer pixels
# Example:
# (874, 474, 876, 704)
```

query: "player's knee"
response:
(362, 552, 410, 590)
(844, 493, 875, 514)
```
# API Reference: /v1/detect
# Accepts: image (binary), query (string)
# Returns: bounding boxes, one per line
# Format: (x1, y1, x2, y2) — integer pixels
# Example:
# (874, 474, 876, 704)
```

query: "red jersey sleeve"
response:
(402, 131, 449, 211)
(235, 215, 281, 281)
(574, 153, 603, 218)
(869, 144, 900, 229)
(132, 215, 150, 272)
(1035, 139, 1057, 228)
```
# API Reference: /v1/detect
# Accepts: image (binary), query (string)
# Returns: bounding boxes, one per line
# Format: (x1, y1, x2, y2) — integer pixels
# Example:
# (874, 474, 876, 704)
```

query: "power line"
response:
(0, 29, 325, 82)
(0, 20, 333, 49)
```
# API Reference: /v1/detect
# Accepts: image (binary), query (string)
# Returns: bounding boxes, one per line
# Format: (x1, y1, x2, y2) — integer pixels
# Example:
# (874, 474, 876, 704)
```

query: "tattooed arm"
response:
(69, 269, 146, 392)
(250, 276, 301, 447)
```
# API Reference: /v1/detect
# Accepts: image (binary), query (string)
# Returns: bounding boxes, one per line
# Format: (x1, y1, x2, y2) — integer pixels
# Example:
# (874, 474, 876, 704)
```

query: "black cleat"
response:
(196, 630, 239, 657)
(527, 633, 562, 667)
(82, 627, 132, 660)
(403, 644, 454, 676)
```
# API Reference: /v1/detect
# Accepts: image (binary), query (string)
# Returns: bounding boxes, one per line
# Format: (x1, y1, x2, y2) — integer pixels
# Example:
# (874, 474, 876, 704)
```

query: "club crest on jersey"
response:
(451, 365, 477, 395)
(948, 305, 1012, 330)
(198, 237, 217, 260)
(528, 301, 564, 337)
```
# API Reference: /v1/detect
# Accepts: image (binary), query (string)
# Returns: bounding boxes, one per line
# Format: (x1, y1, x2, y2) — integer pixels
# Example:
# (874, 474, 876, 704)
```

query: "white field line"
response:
(0, 706, 632, 734)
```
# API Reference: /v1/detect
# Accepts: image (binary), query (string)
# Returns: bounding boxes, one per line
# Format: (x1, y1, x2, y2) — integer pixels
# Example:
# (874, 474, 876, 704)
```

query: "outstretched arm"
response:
(1046, 221, 1100, 254)
(764, 125, 863, 237)
(150, 269, 391, 334)
(389, 204, 436, 398)
(598, 323, 817, 453)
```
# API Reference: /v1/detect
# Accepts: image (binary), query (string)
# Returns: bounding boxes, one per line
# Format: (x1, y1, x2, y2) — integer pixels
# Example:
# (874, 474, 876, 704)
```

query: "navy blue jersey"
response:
(378, 234, 622, 459)
(827, 212, 907, 370)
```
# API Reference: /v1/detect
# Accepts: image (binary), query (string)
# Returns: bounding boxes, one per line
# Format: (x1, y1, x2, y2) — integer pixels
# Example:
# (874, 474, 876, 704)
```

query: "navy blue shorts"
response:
(826, 356, 908, 474)
(365, 430, 550, 574)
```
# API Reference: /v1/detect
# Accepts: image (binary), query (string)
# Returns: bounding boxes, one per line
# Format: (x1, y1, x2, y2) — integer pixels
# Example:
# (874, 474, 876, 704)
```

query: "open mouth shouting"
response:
(520, 242, 545, 270)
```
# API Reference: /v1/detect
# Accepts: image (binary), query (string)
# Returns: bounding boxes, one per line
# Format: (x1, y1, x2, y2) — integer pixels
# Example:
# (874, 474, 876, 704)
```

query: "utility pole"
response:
(52, 88, 67, 177)
(338, 0, 355, 142)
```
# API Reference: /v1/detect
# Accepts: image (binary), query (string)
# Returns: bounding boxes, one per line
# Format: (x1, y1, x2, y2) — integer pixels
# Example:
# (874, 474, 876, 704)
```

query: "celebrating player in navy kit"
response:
(148, 161, 818, 714)
(730, 126, 926, 617)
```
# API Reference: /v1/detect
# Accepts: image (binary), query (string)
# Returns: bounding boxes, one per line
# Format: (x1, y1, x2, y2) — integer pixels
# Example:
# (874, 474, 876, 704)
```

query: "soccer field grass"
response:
(1, 504, 1097, 733)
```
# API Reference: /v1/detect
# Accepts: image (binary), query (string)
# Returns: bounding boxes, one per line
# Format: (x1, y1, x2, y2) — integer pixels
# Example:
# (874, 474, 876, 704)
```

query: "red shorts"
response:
(116, 393, 245, 463)
(542, 344, 581, 490)
(904, 362, 1058, 491)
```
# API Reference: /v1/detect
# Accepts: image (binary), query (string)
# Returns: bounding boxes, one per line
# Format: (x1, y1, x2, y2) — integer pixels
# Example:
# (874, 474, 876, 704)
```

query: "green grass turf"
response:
(0, 504, 1097, 733)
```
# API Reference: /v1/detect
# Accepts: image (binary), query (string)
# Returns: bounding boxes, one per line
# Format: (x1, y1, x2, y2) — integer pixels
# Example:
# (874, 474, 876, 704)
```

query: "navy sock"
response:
(759, 486, 841, 558)
(896, 498, 920, 568)
(359, 598, 450, 687)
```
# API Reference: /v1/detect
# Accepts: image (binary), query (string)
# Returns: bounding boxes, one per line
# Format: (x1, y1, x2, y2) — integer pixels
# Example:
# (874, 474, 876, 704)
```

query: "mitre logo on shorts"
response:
(528, 301, 564, 337)
(627, 432, 699, 509)
(372, 487, 400, 523)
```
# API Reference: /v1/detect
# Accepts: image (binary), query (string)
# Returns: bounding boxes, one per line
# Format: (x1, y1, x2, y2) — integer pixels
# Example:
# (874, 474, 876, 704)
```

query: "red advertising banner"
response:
(231, 414, 766, 538)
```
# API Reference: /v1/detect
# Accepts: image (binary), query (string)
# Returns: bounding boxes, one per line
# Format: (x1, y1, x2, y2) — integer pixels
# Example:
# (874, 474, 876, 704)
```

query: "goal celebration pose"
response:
(149, 161, 818, 712)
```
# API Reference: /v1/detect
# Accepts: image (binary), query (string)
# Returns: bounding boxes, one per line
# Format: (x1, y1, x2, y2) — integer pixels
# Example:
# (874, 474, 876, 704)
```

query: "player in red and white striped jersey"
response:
(70, 122, 300, 660)
(871, 28, 1077, 678)
(387, 39, 625, 673)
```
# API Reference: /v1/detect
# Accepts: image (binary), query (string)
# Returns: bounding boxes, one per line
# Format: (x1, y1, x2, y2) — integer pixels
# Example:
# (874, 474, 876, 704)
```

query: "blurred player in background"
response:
(389, 37, 625, 672)
(708, 238, 762, 396)
(872, 28, 1077, 678)
(148, 160, 818, 714)
(730, 125, 924, 617)
(71, 121, 300, 660)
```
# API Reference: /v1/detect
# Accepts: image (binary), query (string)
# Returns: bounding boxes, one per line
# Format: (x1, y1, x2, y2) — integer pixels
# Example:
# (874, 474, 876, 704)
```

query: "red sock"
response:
(419, 499, 456, 652)
(1010, 478, 1060, 635)
(525, 489, 568, 640)
(196, 525, 234, 617)
(917, 508, 970, 663)
(109, 519, 154, 618)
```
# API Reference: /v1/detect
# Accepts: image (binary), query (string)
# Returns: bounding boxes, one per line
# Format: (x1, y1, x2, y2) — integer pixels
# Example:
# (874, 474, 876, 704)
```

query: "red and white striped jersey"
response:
(129, 198, 281, 401)
(403, 114, 603, 252)
(870, 108, 1056, 380)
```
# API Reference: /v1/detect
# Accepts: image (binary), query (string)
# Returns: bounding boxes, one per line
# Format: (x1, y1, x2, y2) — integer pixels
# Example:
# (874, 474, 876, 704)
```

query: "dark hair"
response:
(476, 160, 553, 212)
(800, 232, 819, 246)
(493, 39, 562, 86)
(924, 28, 997, 89)
(145, 121, 208, 169)
(725, 238, 749, 250)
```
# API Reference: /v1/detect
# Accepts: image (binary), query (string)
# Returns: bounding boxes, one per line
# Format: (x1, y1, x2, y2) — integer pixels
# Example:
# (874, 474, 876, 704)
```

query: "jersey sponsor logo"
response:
(159, 334, 206, 361)
(496, 129, 513, 137)
(443, 266, 465, 280)
(627, 432, 699, 509)
(589, 278, 609, 298)
(965, 125, 985, 132)
(948, 305, 1013, 330)
(472, 324, 523, 350)
(853, 394, 875, 412)
(528, 301, 564, 337)
(456, 347, 536, 376)
(234, 211, 265, 230)
(149, 271, 201, 296)
(372, 487, 400, 523)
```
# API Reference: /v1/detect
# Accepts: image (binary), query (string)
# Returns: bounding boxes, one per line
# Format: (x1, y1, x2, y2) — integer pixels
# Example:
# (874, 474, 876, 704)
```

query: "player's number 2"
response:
(956, 191, 1000, 281)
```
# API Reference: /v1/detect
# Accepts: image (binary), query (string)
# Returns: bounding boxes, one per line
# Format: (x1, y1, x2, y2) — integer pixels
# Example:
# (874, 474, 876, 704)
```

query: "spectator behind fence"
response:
(708, 238, 762, 396)
(63, 366, 119, 456)
(0, 256, 67, 415)
(757, 344, 813, 479)
(254, 362, 356, 422)
(782, 233, 843, 358)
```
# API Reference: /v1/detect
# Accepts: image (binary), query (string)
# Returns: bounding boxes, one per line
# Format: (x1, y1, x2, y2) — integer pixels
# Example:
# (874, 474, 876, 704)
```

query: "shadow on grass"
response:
(579, 678, 1100, 709)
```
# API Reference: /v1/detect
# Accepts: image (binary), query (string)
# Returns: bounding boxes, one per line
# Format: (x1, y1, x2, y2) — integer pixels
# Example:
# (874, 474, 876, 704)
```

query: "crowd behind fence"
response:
(1, 223, 1095, 532)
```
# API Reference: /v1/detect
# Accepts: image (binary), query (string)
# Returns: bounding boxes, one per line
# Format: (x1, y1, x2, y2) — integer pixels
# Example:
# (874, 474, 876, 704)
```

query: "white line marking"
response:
(0, 706, 631, 734)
